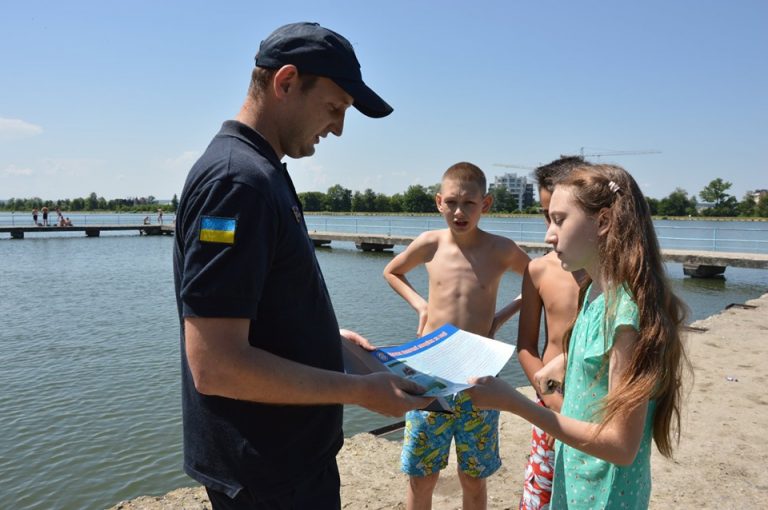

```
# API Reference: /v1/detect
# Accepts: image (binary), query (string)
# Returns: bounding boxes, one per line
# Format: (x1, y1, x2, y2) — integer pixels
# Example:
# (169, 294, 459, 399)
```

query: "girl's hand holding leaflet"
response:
(465, 375, 523, 411)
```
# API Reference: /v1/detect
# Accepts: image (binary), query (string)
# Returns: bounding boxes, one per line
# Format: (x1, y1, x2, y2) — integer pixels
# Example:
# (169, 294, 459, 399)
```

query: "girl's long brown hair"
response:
(558, 164, 691, 458)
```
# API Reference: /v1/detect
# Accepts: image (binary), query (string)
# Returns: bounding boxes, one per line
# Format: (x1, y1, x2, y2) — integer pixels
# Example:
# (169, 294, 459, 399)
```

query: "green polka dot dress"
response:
(551, 284, 656, 509)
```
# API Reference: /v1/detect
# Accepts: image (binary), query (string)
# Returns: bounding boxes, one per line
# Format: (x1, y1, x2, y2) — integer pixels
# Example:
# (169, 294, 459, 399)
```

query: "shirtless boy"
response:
(384, 162, 529, 510)
(515, 156, 589, 510)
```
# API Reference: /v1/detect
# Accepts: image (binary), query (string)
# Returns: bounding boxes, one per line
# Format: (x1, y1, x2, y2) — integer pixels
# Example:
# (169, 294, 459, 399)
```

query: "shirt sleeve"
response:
(178, 178, 277, 320)
(612, 285, 639, 333)
(583, 285, 639, 360)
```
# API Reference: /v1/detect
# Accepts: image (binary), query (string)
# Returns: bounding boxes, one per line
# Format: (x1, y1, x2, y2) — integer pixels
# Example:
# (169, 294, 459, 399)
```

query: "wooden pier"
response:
(4, 226, 766, 276)
(307, 231, 768, 275)
(308, 231, 550, 252)
(0, 224, 175, 239)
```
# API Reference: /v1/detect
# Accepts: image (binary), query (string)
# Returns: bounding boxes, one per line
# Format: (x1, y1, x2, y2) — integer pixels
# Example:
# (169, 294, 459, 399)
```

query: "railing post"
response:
(712, 227, 717, 251)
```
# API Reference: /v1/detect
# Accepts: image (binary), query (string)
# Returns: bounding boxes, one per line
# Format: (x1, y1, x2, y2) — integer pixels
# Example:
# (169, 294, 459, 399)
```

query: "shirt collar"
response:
(217, 120, 283, 169)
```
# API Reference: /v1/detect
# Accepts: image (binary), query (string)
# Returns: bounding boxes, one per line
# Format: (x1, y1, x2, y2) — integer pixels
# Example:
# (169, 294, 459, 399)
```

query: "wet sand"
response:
(110, 293, 768, 509)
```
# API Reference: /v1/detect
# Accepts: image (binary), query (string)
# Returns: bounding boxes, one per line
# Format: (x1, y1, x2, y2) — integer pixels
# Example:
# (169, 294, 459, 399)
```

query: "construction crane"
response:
(577, 147, 661, 159)
(492, 163, 535, 170)
(493, 148, 660, 171)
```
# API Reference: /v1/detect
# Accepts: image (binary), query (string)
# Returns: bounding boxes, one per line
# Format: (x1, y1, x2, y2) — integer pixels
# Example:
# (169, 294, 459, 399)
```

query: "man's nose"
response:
(330, 112, 345, 137)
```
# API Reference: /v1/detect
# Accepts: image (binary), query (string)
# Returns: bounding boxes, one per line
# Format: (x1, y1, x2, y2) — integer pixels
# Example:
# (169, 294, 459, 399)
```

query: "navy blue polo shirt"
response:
(173, 120, 344, 497)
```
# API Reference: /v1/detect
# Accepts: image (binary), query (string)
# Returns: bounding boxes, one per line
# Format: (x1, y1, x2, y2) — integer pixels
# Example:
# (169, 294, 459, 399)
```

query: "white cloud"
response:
(38, 157, 104, 179)
(0, 117, 43, 140)
(164, 150, 200, 172)
(289, 159, 330, 192)
(150, 150, 201, 186)
(361, 174, 384, 190)
(3, 164, 34, 176)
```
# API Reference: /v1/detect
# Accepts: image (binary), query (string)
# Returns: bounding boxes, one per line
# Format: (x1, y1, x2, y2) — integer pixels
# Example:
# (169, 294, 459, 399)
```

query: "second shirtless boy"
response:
(515, 156, 589, 509)
(383, 162, 529, 510)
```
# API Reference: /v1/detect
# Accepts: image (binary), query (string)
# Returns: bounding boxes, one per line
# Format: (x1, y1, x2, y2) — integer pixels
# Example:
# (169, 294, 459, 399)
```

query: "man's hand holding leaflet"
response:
(342, 324, 516, 408)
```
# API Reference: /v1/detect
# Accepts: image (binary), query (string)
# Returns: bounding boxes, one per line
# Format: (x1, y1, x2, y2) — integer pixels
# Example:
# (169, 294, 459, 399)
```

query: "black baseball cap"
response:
(255, 22, 393, 118)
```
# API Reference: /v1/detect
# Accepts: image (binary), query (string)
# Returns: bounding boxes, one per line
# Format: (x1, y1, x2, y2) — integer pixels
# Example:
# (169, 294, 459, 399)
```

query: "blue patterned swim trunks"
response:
(401, 391, 501, 478)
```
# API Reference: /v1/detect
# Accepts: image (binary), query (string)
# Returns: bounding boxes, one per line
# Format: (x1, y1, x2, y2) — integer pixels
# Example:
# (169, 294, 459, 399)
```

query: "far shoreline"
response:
(1, 210, 767, 222)
(301, 211, 768, 222)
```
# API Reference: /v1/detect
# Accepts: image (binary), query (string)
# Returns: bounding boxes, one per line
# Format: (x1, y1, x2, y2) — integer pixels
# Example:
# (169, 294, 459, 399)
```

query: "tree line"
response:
(2, 178, 766, 217)
(298, 184, 531, 214)
(646, 178, 768, 217)
(0, 193, 179, 213)
(295, 179, 768, 217)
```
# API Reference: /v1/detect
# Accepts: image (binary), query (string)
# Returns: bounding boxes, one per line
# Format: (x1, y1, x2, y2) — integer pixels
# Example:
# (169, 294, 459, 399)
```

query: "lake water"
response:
(1, 218, 767, 509)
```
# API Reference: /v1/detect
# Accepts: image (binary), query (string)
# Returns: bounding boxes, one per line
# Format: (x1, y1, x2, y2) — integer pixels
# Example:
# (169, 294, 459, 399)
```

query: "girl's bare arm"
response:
(468, 327, 647, 465)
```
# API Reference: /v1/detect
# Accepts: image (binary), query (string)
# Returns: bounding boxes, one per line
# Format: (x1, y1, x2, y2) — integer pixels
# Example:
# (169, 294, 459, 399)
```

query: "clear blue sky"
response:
(1, 0, 766, 202)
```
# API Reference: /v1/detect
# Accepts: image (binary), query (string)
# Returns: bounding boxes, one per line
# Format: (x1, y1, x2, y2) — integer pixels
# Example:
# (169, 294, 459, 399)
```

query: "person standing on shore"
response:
(468, 164, 690, 509)
(32, 207, 38, 226)
(515, 156, 589, 510)
(157, 208, 163, 225)
(174, 22, 432, 510)
(383, 162, 529, 510)
(41, 206, 49, 226)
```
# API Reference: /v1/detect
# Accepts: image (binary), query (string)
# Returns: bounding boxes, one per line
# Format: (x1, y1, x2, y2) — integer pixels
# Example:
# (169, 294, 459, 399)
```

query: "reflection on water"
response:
(680, 275, 727, 291)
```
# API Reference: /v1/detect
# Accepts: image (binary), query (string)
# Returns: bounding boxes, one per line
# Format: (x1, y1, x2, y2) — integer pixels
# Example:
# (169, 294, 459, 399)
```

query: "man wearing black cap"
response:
(174, 22, 432, 509)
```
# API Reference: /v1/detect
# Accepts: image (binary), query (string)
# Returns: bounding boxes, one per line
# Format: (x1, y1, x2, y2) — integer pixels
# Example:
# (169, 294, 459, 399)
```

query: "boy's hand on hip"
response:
(534, 353, 565, 396)
(417, 309, 428, 337)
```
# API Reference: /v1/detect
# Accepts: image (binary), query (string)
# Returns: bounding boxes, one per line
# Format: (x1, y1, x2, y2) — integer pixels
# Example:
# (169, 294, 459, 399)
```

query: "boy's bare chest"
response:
(426, 248, 502, 289)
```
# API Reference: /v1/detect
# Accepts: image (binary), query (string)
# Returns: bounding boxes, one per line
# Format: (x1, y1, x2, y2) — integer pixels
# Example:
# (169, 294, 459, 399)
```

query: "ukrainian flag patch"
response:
(199, 216, 236, 245)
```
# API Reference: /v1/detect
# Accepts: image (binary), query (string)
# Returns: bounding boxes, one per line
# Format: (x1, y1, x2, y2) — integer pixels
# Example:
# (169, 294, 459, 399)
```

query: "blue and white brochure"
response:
(374, 324, 516, 397)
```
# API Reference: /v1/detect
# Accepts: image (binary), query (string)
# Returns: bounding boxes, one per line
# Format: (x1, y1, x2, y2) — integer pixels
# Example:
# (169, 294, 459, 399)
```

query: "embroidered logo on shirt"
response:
(292, 205, 302, 224)
(199, 216, 236, 245)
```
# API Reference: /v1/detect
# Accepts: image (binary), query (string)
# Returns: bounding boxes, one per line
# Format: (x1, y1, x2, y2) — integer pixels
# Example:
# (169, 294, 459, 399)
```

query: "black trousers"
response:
(206, 461, 341, 510)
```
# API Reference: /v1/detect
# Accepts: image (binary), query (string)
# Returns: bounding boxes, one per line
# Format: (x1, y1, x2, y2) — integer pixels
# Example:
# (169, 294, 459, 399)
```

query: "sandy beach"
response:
(110, 292, 768, 510)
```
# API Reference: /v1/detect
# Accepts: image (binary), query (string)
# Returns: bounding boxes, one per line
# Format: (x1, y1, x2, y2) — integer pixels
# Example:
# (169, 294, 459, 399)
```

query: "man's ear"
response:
(597, 207, 611, 236)
(272, 65, 300, 98)
(482, 193, 493, 213)
(435, 193, 443, 212)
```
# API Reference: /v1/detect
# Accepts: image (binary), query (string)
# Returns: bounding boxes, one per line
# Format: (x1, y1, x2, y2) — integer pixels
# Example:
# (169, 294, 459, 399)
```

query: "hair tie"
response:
(608, 181, 621, 194)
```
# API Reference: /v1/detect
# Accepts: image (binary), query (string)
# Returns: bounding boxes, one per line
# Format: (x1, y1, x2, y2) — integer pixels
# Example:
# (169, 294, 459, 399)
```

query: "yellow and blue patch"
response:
(199, 216, 236, 245)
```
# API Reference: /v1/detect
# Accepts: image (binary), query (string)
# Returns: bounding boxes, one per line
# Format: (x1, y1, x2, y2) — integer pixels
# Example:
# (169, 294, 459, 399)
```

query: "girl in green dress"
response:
(468, 164, 690, 509)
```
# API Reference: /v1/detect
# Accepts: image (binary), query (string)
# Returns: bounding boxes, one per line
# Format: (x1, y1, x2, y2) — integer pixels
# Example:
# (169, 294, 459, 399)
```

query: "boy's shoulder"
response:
(406, 229, 450, 257)
(477, 231, 528, 263)
(529, 250, 559, 271)
(529, 251, 575, 284)
(413, 228, 449, 245)
(480, 230, 520, 248)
